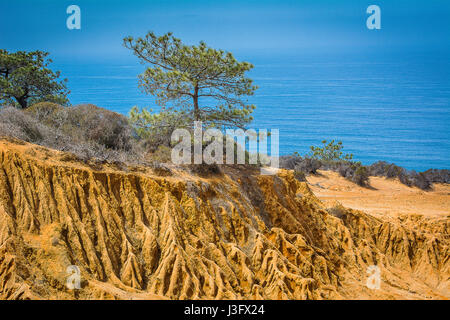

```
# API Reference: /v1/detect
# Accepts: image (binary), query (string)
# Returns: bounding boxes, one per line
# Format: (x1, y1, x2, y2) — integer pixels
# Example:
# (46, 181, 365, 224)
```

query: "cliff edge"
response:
(0, 139, 448, 299)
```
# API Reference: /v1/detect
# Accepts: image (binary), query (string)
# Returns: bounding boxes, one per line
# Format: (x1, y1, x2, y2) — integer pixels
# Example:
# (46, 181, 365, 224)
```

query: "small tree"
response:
(124, 32, 257, 129)
(309, 140, 353, 162)
(128, 106, 188, 150)
(0, 50, 69, 109)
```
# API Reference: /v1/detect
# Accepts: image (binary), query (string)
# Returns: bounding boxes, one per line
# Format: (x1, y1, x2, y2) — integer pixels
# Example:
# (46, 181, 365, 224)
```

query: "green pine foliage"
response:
(309, 140, 353, 162)
(0, 50, 69, 109)
(124, 31, 257, 133)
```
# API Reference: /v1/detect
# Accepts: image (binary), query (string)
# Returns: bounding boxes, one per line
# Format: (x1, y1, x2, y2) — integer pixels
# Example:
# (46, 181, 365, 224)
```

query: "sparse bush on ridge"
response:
(280, 152, 321, 173)
(24, 103, 134, 152)
(368, 161, 404, 178)
(189, 163, 222, 176)
(352, 165, 370, 187)
(280, 142, 369, 187)
(279, 154, 300, 170)
(279, 140, 449, 190)
(326, 202, 347, 219)
(293, 165, 307, 182)
(25, 102, 63, 122)
(321, 160, 369, 187)
(150, 162, 173, 176)
(421, 169, 450, 184)
(411, 171, 432, 190)
(145, 145, 173, 163)
(0, 103, 146, 165)
(368, 161, 434, 190)
(280, 152, 448, 190)
(294, 156, 322, 174)
(309, 140, 353, 162)
(64, 104, 133, 151)
(0, 106, 58, 144)
(129, 106, 188, 152)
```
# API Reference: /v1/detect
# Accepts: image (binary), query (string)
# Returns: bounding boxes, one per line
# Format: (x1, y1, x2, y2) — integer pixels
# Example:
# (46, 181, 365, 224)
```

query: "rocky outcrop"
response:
(0, 139, 448, 299)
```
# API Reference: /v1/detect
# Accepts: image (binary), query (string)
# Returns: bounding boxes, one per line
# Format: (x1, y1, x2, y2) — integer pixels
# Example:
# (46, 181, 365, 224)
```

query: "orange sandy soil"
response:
(307, 170, 450, 218)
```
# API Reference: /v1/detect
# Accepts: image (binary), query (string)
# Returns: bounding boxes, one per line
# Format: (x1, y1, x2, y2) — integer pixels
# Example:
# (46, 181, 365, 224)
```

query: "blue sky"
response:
(1, 0, 449, 61)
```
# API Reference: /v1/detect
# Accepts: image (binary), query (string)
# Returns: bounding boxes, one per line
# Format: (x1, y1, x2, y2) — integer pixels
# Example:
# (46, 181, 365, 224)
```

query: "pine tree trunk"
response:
(16, 95, 28, 109)
(193, 84, 199, 121)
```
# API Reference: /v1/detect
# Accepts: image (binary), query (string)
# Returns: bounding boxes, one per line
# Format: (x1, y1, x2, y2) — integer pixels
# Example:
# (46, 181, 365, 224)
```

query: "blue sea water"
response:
(54, 51, 450, 171)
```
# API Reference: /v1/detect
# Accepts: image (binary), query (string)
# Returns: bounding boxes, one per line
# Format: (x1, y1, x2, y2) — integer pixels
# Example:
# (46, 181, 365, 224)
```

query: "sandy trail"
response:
(307, 170, 450, 218)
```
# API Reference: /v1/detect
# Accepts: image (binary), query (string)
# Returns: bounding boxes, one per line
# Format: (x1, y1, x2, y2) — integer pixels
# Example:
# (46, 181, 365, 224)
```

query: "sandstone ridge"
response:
(0, 139, 448, 299)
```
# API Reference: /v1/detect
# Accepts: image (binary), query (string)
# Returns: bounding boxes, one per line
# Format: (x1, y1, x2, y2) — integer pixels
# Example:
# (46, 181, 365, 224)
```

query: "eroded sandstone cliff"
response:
(0, 139, 448, 299)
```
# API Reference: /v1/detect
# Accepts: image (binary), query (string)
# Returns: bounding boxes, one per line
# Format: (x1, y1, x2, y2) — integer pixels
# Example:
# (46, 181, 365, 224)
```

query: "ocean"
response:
(54, 51, 450, 171)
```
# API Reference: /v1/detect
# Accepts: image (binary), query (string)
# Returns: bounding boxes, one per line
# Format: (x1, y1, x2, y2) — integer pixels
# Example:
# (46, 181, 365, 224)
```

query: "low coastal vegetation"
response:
(280, 140, 448, 190)
(0, 103, 144, 164)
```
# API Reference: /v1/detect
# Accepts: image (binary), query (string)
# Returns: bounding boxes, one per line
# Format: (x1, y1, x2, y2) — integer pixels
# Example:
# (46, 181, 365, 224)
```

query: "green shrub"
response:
(293, 167, 307, 182)
(326, 203, 347, 219)
(422, 169, 450, 184)
(351, 165, 369, 186)
(309, 140, 353, 162)
(65, 104, 133, 151)
(369, 161, 432, 190)
(129, 106, 189, 152)
(146, 145, 173, 163)
(410, 171, 432, 190)
(150, 162, 173, 176)
(281, 153, 323, 172)
(335, 161, 369, 187)
(0, 104, 145, 165)
(189, 163, 222, 176)
(25, 102, 63, 122)
(0, 106, 47, 142)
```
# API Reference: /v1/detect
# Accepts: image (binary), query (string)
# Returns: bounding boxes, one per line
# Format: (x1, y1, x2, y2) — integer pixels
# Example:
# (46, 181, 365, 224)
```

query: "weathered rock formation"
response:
(0, 139, 448, 299)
